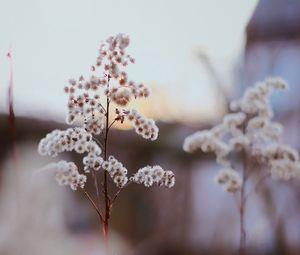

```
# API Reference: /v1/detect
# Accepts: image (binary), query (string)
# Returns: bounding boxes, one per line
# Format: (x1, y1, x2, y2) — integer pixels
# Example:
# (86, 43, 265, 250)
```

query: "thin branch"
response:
(82, 188, 104, 223)
(102, 74, 111, 248)
(245, 172, 270, 201)
(92, 171, 101, 208)
(93, 136, 104, 150)
(108, 119, 117, 131)
(111, 181, 131, 206)
(98, 102, 107, 113)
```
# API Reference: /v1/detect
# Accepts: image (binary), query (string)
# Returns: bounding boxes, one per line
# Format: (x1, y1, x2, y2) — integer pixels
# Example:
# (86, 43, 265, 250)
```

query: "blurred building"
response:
(239, 0, 300, 251)
(242, 0, 300, 147)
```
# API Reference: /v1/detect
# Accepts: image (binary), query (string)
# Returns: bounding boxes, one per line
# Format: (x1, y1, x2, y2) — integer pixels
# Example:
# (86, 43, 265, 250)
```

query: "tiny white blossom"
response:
(38, 127, 101, 158)
(124, 109, 159, 141)
(46, 161, 87, 191)
(131, 165, 175, 188)
(102, 156, 128, 188)
(214, 168, 242, 193)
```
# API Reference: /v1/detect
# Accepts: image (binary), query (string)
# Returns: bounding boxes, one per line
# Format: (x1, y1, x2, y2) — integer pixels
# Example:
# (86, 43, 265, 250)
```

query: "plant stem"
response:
(92, 171, 101, 208)
(239, 151, 248, 255)
(7, 49, 20, 211)
(239, 185, 246, 255)
(82, 189, 104, 222)
(102, 76, 111, 253)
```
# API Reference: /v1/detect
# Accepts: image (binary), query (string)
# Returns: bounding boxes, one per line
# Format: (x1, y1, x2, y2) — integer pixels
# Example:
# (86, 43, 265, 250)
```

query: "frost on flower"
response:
(183, 77, 300, 192)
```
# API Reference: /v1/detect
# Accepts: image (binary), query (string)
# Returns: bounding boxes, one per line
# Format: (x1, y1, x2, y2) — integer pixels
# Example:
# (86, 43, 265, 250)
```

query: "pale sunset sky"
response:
(0, 0, 258, 123)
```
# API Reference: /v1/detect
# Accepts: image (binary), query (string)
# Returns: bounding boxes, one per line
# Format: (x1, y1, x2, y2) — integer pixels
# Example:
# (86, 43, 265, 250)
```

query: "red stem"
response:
(102, 76, 111, 253)
(7, 49, 20, 211)
(239, 151, 248, 255)
(7, 50, 17, 162)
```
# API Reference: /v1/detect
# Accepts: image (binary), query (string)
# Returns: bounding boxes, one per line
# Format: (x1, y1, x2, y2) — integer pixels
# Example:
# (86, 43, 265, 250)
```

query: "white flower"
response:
(214, 168, 242, 193)
(38, 128, 101, 158)
(183, 130, 231, 166)
(269, 159, 300, 180)
(131, 165, 175, 188)
(124, 109, 159, 141)
(229, 135, 250, 152)
(108, 86, 132, 106)
(84, 116, 105, 135)
(45, 161, 87, 191)
(102, 156, 128, 188)
(83, 154, 104, 173)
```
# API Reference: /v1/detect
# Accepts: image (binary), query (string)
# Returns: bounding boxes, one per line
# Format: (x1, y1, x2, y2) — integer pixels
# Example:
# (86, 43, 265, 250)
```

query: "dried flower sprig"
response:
(38, 34, 175, 251)
(183, 77, 300, 255)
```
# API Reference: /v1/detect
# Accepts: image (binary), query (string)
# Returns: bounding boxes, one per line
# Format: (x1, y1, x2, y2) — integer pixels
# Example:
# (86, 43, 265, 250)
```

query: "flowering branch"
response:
(38, 34, 175, 253)
(111, 181, 132, 205)
(102, 78, 111, 246)
(82, 188, 104, 222)
(183, 77, 300, 255)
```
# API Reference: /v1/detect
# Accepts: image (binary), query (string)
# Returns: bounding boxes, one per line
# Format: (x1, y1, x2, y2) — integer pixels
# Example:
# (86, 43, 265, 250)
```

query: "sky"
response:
(0, 0, 258, 123)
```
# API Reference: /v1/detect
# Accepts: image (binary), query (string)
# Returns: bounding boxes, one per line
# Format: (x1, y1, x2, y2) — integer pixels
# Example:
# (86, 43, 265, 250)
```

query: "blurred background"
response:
(1, 0, 300, 254)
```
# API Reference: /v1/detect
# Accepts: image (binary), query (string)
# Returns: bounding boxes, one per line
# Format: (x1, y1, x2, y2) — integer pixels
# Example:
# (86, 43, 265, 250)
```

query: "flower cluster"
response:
(183, 130, 231, 166)
(94, 34, 133, 78)
(214, 168, 242, 192)
(65, 76, 106, 134)
(83, 153, 103, 173)
(63, 34, 155, 140)
(124, 109, 159, 141)
(130, 165, 175, 188)
(38, 34, 174, 194)
(102, 156, 128, 188)
(94, 33, 149, 105)
(51, 161, 87, 191)
(230, 77, 288, 118)
(38, 127, 101, 157)
(264, 145, 300, 180)
(183, 77, 300, 192)
(106, 83, 150, 107)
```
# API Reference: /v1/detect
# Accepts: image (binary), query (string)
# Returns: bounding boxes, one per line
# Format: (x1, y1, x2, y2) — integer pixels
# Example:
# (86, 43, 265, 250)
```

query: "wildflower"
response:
(184, 77, 299, 190)
(38, 127, 101, 157)
(38, 34, 174, 196)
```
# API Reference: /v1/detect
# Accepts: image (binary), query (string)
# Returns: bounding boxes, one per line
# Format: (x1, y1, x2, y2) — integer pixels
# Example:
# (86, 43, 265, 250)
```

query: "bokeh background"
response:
(1, 0, 300, 254)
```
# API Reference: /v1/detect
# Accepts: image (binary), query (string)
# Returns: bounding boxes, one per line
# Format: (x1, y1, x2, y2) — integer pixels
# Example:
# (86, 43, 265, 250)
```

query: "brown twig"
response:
(244, 172, 270, 201)
(93, 136, 105, 151)
(111, 181, 132, 206)
(239, 118, 249, 255)
(7, 49, 17, 162)
(92, 171, 101, 208)
(108, 119, 117, 131)
(82, 188, 104, 222)
(239, 152, 247, 255)
(102, 75, 111, 252)
(7, 48, 20, 210)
